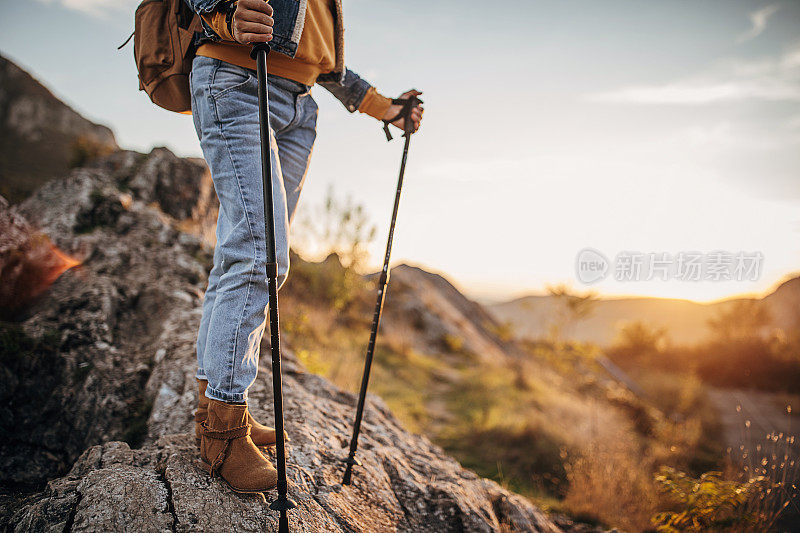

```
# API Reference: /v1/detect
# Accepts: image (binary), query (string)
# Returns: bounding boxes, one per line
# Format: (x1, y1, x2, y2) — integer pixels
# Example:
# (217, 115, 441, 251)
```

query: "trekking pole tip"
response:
(270, 489, 295, 531)
(341, 453, 362, 485)
(278, 511, 290, 533)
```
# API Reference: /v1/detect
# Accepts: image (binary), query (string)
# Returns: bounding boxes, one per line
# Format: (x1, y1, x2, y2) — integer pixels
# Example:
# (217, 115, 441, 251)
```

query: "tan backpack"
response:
(128, 0, 201, 114)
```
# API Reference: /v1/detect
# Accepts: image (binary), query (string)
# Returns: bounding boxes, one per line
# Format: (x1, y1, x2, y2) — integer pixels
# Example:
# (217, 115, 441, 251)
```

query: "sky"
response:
(1, 0, 799, 303)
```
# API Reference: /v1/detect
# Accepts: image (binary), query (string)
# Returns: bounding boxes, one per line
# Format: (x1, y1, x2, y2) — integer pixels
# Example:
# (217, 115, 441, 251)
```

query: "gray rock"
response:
(126, 147, 214, 222)
(1, 150, 212, 484)
(12, 425, 565, 532)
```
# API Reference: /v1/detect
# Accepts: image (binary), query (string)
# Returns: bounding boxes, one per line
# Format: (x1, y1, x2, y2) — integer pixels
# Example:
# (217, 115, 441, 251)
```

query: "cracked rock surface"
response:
(1, 149, 595, 532)
(11, 433, 565, 533)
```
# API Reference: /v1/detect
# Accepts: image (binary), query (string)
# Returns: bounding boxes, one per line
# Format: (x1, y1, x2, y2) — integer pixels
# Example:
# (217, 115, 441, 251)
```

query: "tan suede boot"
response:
(195, 379, 279, 448)
(199, 399, 278, 493)
(194, 379, 210, 448)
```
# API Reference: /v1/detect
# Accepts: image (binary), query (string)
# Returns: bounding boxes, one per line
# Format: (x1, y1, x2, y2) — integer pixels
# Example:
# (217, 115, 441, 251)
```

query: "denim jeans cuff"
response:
(196, 370, 207, 381)
(205, 384, 247, 403)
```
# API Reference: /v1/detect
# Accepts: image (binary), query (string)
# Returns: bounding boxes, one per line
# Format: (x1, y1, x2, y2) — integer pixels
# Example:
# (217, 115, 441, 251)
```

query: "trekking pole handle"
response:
(249, 42, 271, 60)
(382, 95, 423, 141)
(403, 95, 421, 136)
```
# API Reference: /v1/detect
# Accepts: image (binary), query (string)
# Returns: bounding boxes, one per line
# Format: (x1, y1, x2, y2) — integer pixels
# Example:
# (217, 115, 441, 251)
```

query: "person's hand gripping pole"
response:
(381, 90, 424, 141)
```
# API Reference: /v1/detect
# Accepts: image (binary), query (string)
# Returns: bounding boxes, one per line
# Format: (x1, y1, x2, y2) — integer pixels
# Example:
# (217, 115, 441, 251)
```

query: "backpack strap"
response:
(118, 30, 134, 50)
(382, 96, 423, 141)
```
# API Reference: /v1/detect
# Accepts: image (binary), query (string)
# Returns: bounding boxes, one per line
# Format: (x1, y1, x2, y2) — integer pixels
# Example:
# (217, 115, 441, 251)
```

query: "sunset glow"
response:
(47, 244, 82, 284)
(3, 0, 797, 304)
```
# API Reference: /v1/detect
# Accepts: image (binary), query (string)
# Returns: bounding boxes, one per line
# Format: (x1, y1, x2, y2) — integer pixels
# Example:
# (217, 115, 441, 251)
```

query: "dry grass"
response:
(282, 296, 368, 391)
(561, 410, 662, 531)
(278, 254, 798, 531)
(730, 405, 800, 530)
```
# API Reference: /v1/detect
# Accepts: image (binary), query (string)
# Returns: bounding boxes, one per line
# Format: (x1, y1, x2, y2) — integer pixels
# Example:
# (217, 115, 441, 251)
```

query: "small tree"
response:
(611, 321, 668, 364)
(291, 188, 377, 312)
(546, 283, 597, 343)
(295, 185, 377, 272)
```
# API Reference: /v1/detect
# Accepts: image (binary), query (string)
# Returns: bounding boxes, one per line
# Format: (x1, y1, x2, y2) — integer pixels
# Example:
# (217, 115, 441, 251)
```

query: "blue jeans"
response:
(190, 56, 317, 403)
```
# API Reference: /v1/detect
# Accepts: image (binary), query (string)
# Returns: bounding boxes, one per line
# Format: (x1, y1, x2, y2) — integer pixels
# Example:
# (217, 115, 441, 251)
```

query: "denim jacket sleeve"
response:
(184, 0, 228, 41)
(317, 68, 373, 113)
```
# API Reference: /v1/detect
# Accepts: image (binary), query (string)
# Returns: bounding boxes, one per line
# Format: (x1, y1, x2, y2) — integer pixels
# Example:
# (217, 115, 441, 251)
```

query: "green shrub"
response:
(651, 466, 763, 532)
(489, 321, 516, 342)
(287, 252, 369, 314)
(441, 333, 464, 353)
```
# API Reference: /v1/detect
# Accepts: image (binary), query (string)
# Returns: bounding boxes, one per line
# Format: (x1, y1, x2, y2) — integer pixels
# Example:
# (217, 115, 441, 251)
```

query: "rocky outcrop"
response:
(0, 54, 118, 203)
(382, 265, 514, 363)
(0, 149, 589, 531)
(82, 148, 219, 245)
(1, 148, 211, 485)
(9, 398, 561, 532)
(83, 148, 217, 228)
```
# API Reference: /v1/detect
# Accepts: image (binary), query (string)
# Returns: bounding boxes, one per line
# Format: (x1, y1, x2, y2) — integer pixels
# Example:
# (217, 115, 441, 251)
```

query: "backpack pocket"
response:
(134, 0, 175, 86)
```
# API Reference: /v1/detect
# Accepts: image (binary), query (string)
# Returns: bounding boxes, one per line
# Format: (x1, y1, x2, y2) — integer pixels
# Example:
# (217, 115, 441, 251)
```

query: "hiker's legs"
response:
(195, 210, 226, 380)
(193, 66, 318, 388)
(192, 75, 221, 381)
(268, 77, 318, 224)
(190, 56, 291, 403)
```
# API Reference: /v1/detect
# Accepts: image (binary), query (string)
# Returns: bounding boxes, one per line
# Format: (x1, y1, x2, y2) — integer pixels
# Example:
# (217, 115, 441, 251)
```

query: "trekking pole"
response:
(250, 42, 296, 532)
(342, 96, 421, 485)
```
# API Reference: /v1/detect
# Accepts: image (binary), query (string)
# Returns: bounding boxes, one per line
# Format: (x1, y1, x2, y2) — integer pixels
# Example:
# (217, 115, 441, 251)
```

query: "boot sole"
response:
(197, 459, 277, 494)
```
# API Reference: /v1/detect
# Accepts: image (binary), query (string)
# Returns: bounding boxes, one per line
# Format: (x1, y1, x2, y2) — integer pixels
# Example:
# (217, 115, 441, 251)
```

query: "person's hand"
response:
(232, 0, 274, 45)
(384, 89, 424, 133)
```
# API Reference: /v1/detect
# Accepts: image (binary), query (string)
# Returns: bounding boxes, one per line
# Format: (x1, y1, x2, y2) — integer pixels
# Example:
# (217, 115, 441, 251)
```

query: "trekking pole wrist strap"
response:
(381, 96, 422, 141)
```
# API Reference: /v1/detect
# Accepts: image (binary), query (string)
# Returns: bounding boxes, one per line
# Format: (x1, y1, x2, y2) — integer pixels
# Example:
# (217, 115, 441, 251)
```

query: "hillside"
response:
(381, 264, 515, 364)
(0, 148, 586, 532)
(0, 54, 118, 203)
(490, 279, 800, 346)
(761, 276, 800, 332)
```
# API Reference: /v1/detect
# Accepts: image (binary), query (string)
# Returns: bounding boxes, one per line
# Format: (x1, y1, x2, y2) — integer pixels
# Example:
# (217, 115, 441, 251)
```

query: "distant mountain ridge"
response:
(489, 277, 800, 346)
(0, 54, 118, 203)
